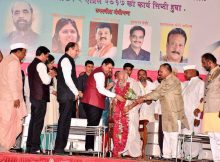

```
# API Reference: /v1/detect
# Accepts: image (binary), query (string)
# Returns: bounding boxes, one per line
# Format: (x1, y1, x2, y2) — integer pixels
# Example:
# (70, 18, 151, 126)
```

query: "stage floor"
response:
(0, 152, 170, 162)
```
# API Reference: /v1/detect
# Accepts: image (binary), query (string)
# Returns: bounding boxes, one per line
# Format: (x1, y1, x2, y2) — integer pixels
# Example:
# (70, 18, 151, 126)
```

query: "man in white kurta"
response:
(138, 70, 156, 122)
(0, 43, 27, 151)
(181, 65, 204, 158)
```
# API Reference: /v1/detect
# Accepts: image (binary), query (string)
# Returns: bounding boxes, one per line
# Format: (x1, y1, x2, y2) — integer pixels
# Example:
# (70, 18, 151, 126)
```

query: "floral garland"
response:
(113, 81, 130, 157)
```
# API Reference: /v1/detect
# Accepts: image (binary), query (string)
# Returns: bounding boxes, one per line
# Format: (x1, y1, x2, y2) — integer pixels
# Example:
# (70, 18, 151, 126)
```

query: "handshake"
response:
(134, 96, 152, 105)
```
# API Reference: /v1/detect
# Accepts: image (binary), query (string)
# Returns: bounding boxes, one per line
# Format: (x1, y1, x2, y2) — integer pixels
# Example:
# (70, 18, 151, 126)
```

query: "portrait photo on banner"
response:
(52, 15, 83, 54)
(208, 41, 220, 64)
(88, 21, 118, 59)
(122, 24, 151, 61)
(160, 25, 191, 64)
(3, 0, 40, 59)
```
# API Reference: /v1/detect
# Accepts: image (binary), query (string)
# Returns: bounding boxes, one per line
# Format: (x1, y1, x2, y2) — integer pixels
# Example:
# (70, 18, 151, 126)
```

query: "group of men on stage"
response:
(0, 42, 219, 162)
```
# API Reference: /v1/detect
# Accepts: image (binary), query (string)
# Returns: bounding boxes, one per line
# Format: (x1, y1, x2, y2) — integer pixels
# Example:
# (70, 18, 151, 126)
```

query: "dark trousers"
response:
(78, 102, 87, 119)
(54, 100, 76, 152)
(158, 114, 164, 155)
(84, 103, 103, 150)
(26, 99, 47, 152)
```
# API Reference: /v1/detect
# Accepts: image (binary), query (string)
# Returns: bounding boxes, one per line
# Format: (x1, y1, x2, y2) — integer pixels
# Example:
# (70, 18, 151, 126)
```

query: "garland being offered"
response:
(112, 82, 130, 157)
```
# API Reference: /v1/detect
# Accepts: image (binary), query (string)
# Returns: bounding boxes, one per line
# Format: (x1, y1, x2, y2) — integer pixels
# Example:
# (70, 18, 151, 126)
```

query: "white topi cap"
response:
(183, 65, 196, 71)
(10, 43, 27, 50)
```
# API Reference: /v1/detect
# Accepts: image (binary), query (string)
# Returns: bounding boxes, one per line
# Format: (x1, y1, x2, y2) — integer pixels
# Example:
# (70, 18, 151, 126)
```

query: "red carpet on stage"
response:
(0, 152, 144, 162)
(0, 152, 167, 162)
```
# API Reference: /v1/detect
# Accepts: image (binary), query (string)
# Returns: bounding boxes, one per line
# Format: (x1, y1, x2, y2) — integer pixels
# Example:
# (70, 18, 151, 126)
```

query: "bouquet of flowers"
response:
(124, 88, 137, 100)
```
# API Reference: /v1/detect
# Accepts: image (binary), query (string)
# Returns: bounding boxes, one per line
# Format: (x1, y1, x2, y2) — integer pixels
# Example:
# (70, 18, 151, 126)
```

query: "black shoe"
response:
(25, 147, 31, 153)
(30, 150, 41, 154)
(106, 151, 113, 157)
(86, 148, 94, 152)
(9, 147, 23, 153)
(54, 150, 68, 155)
(30, 149, 44, 154)
(162, 157, 172, 161)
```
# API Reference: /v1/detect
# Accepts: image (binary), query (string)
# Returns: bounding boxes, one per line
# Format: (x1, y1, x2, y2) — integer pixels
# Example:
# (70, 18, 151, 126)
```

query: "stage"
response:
(0, 152, 168, 162)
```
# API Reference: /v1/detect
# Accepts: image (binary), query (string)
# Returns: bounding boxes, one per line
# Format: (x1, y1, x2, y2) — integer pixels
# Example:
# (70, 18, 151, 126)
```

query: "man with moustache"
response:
(161, 28, 188, 63)
(122, 26, 150, 61)
(0, 43, 27, 152)
(137, 69, 156, 157)
(138, 63, 189, 160)
(138, 69, 156, 123)
(7, 1, 39, 46)
(194, 53, 220, 162)
(88, 23, 117, 58)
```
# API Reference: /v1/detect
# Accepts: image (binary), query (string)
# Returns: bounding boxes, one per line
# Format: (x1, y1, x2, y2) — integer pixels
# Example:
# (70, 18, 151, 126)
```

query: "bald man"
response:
(139, 63, 189, 160)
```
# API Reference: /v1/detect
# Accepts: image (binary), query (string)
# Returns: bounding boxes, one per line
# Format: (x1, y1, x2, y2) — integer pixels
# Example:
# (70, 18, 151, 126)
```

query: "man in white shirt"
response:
(138, 69, 156, 122)
(27, 46, 56, 154)
(81, 58, 125, 151)
(54, 42, 79, 154)
(182, 65, 204, 159)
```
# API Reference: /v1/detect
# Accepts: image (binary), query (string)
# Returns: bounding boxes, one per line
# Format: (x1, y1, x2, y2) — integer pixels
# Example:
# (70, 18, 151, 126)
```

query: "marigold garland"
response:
(112, 82, 130, 157)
